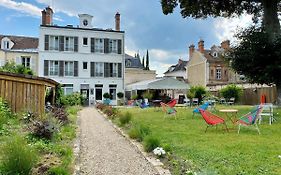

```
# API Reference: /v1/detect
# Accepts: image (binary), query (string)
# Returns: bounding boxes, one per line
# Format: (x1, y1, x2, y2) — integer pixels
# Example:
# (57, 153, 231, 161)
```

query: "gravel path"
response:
(78, 107, 158, 175)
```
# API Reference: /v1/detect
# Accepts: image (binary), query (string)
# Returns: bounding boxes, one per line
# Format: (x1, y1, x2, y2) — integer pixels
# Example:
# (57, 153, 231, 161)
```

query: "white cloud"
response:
(0, 0, 64, 22)
(0, 0, 41, 17)
(214, 14, 253, 42)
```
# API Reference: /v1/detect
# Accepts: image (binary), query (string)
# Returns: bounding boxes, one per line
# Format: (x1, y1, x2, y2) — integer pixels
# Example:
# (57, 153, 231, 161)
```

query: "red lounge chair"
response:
(199, 109, 229, 133)
(167, 99, 177, 108)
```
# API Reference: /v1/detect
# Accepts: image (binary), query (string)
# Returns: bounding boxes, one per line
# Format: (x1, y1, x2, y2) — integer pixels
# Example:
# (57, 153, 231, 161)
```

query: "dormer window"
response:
(3, 41, 9, 49)
(1, 37, 14, 50)
(213, 52, 218, 57)
(126, 60, 132, 67)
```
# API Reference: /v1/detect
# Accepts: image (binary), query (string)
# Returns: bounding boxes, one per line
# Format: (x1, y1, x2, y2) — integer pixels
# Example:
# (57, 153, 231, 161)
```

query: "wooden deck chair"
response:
(199, 109, 229, 133)
(237, 105, 263, 134)
(160, 102, 177, 119)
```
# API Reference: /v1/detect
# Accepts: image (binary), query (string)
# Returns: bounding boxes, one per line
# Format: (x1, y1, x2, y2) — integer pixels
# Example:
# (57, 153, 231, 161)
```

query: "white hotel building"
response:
(38, 7, 125, 105)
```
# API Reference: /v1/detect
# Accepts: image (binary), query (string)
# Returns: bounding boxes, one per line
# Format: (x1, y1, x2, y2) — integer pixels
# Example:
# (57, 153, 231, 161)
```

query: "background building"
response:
(39, 7, 125, 106)
(0, 35, 39, 74)
(164, 58, 188, 82)
(187, 39, 244, 90)
(125, 53, 156, 85)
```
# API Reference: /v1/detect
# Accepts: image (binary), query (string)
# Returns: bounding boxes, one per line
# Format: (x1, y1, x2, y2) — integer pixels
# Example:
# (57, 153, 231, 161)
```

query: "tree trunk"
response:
(277, 84, 281, 106)
(262, 0, 281, 36)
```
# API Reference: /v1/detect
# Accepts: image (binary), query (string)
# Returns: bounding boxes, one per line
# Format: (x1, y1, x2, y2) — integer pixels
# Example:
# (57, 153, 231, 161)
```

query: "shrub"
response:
(55, 85, 64, 107)
(131, 94, 138, 100)
(128, 123, 151, 141)
(0, 62, 34, 75)
(29, 118, 58, 140)
(61, 92, 83, 106)
(119, 112, 132, 126)
(187, 86, 207, 103)
(0, 98, 12, 130)
(22, 111, 36, 123)
(103, 106, 119, 119)
(0, 135, 38, 174)
(103, 92, 110, 99)
(117, 92, 124, 99)
(143, 135, 160, 152)
(96, 102, 106, 110)
(143, 91, 153, 100)
(51, 107, 69, 125)
(219, 84, 243, 102)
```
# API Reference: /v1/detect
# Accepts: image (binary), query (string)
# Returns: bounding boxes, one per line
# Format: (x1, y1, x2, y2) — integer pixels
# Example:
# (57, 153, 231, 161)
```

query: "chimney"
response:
(41, 6, 53, 25)
(221, 40, 230, 50)
(178, 59, 183, 65)
(189, 44, 195, 58)
(198, 39, 204, 53)
(41, 10, 46, 25)
(115, 12, 120, 31)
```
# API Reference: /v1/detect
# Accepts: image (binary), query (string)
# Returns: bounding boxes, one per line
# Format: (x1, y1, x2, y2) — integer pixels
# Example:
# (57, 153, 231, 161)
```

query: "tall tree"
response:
(142, 56, 145, 68)
(161, 0, 281, 105)
(161, 0, 280, 36)
(145, 50, 150, 70)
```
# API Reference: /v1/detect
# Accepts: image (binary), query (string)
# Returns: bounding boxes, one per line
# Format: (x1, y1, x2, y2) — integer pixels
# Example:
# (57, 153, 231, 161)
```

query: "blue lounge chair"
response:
(193, 102, 209, 117)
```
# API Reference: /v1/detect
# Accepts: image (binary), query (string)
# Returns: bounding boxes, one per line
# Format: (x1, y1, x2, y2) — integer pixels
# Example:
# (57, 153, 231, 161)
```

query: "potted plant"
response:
(117, 92, 124, 106)
(103, 92, 111, 105)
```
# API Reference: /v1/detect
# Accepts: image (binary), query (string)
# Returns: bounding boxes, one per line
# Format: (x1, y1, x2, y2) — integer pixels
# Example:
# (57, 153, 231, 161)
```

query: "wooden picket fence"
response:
(0, 72, 58, 115)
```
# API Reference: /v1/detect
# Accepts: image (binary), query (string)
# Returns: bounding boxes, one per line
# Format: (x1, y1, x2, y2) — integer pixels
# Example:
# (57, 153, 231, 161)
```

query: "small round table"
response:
(219, 109, 238, 124)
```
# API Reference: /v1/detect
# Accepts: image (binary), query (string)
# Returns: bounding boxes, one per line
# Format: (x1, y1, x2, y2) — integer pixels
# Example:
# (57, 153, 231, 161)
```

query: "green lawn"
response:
(119, 105, 281, 175)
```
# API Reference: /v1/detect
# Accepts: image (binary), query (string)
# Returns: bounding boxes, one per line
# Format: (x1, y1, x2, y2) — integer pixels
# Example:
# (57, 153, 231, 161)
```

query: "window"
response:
(104, 62, 122, 78)
(83, 37, 88, 46)
(83, 62, 88, 69)
(64, 61, 74, 76)
(109, 39, 118, 53)
(3, 41, 9, 49)
(21, 56, 31, 68)
(216, 67, 222, 80)
(65, 36, 74, 51)
(95, 62, 104, 77)
(112, 63, 118, 77)
(49, 36, 59, 51)
(49, 61, 59, 76)
(95, 38, 104, 53)
(62, 84, 73, 95)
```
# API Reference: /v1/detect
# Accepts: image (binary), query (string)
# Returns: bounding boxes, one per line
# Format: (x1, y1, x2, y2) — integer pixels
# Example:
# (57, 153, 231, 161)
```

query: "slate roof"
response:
(125, 54, 144, 68)
(203, 49, 225, 63)
(0, 35, 38, 50)
(164, 59, 188, 74)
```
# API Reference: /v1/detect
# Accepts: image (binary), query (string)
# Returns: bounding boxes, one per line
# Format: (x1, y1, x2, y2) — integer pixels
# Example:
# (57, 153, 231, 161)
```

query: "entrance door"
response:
(81, 89, 89, 106)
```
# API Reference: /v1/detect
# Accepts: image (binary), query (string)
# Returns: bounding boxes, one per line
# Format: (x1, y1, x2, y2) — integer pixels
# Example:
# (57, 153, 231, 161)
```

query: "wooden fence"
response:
(240, 86, 277, 105)
(0, 72, 58, 115)
(211, 86, 277, 105)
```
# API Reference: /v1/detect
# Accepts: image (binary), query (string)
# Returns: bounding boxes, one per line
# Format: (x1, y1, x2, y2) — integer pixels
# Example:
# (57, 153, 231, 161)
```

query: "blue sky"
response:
(0, 0, 252, 76)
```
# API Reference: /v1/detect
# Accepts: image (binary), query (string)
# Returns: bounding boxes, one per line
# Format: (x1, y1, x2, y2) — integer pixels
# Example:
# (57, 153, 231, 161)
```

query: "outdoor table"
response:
(219, 109, 238, 124)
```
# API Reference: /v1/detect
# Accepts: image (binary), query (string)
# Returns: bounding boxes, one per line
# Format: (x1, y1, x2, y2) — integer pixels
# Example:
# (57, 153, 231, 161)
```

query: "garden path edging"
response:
(73, 112, 82, 175)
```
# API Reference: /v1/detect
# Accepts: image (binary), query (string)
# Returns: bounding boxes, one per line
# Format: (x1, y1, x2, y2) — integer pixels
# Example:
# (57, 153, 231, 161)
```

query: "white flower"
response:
(153, 147, 166, 157)
(278, 155, 281, 159)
